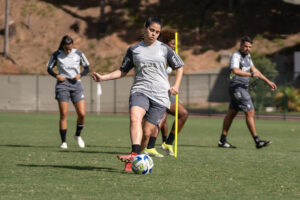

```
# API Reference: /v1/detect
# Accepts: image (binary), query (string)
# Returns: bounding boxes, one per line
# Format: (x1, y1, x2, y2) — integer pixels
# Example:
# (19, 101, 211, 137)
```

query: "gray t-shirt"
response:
(229, 50, 254, 86)
(120, 40, 184, 108)
(47, 49, 89, 79)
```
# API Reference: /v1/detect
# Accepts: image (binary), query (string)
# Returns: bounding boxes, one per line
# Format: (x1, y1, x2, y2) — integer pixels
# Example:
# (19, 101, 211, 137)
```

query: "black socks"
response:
(60, 129, 67, 143)
(132, 144, 141, 154)
(75, 124, 84, 136)
(147, 137, 157, 149)
(220, 134, 227, 143)
(162, 135, 167, 143)
(253, 136, 260, 144)
(166, 133, 175, 145)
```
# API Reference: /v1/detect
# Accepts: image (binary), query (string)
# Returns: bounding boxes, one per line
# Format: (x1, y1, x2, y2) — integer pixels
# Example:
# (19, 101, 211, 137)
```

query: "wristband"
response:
(251, 72, 254, 77)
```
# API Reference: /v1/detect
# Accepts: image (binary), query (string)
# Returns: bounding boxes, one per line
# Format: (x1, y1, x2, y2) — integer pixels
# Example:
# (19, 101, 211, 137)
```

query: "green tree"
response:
(250, 56, 278, 112)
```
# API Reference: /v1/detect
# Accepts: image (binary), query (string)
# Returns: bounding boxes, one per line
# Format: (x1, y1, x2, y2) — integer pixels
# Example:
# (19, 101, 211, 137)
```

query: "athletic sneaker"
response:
(218, 141, 236, 148)
(74, 136, 85, 148)
(124, 162, 132, 172)
(60, 142, 68, 149)
(161, 142, 174, 156)
(256, 140, 272, 149)
(142, 148, 164, 157)
(117, 152, 138, 162)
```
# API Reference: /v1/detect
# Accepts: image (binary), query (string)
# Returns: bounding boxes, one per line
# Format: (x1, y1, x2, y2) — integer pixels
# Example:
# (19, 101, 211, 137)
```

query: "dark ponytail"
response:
(58, 35, 73, 50)
(144, 16, 162, 28)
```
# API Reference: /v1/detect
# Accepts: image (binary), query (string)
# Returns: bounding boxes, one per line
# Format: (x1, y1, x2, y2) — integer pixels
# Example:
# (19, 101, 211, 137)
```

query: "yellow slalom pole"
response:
(174, 32, 178, 158)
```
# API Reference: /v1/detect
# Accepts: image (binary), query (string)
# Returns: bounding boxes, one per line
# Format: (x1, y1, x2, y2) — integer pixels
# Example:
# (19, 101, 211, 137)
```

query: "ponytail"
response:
(58, 35, 73, 50)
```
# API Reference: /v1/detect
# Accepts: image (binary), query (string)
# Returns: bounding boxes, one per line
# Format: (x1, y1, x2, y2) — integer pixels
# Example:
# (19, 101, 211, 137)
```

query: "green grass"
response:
(0, 112, 299, 200)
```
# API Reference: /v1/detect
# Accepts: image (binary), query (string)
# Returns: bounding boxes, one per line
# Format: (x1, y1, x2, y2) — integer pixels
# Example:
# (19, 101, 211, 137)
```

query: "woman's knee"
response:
(245, 109, 255, 117)
(60, 113, 68, 121)
(179, 108, 189, 120)
(78, 111, 85, 120)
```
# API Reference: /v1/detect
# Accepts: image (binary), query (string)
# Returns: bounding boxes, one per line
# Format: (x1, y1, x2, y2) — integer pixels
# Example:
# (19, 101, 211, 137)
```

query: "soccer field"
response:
(0, 112, 299, 200)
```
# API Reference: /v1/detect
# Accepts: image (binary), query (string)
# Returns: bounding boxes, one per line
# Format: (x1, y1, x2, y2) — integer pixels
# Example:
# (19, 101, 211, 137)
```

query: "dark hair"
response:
(144, 16, 162, 28)
(58, 35, 74, 50)
(160, 29, 175, 44)
(241, 36, 253, 44)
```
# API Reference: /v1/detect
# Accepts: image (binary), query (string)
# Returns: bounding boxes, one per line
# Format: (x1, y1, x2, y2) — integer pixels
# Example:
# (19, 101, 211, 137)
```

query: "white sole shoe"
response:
(74, 136, 85, 148)
(60, 142, 68, 149)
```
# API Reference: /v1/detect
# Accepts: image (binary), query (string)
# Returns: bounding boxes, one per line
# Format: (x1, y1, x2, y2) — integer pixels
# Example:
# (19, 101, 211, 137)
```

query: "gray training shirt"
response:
(47, 49, 90, 80)
(120, 40, 184, 108)
(229, 50, 254, 86)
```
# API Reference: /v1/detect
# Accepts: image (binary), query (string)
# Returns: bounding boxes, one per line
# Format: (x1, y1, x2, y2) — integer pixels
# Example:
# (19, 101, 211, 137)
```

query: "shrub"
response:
(249, 56, 278, 112)
(274, 86, 300, 111)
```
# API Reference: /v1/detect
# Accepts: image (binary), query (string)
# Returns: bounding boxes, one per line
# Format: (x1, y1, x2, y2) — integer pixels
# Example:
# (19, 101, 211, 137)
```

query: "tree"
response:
(99, 0, 106, 34)
(250, 56, 278, 112)
(3, 0, 10, 58)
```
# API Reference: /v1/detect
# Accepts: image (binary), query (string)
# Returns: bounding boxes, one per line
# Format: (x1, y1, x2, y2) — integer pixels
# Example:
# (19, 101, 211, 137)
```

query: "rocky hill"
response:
(0, 0, 299, 75)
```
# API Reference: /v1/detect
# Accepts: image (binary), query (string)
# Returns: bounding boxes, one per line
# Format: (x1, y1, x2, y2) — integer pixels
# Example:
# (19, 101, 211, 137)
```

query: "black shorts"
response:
(229, 84, 254, 112)
(129, 92, 167, 126)
(55, 79, 85, 104)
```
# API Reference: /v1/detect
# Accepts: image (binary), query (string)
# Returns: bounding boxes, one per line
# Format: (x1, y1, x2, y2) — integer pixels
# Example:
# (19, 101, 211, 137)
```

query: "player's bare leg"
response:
(58, 101, 69, 149)
(73, 100, 86, 148)
(142, 118, 164, 158)
(117, 106, 145, 171)
(167, 102, 188, 136)
(129, 106, 146, 145)
(222, 109, 238, 135)
(162, 102, 188, 155)
(74, 100, 85, 125)
(141, 121, 157, 150)
(160, 112, 168, 142)
(245, 109, 272, 148)
(218, 109, 238, 148)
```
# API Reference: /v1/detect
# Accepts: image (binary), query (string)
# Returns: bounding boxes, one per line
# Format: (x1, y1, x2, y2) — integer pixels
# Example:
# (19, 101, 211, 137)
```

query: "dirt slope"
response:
(0, 0, 299, 74)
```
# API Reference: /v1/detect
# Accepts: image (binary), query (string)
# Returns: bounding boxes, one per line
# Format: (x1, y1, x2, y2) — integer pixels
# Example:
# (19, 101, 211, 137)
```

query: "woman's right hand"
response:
(91, 72, 103, 82)
(56, 75, 67, 82)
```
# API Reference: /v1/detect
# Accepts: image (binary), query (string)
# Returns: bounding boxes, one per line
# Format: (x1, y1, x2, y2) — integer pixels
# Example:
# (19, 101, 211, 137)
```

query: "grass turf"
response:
(0, 112, 299, 200)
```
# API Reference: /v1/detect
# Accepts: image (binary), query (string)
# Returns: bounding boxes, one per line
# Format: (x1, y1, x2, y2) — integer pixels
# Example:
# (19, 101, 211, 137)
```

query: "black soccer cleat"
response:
(256, 140, 272, 149)
(218, 141, 236, 148)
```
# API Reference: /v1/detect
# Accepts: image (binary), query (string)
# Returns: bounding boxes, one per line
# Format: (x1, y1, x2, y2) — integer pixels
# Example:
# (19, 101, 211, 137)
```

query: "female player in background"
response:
(142, 29, 189, 157)
(47, 35, 90, 149)
(92, 17, 184, 171)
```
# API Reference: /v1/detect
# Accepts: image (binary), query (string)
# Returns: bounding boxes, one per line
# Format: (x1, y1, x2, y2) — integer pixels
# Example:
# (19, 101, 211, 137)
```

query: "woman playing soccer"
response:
(47, 35, 90, 149)
(143, 29, 189, 157)
(91, 17, 184, 171)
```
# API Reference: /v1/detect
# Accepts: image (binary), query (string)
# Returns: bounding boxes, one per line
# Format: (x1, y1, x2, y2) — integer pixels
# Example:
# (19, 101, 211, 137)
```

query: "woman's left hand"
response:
(73, 74, 81, 81)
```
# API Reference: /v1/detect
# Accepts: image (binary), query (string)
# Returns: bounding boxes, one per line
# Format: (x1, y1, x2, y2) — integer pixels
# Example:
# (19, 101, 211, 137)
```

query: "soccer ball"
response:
(131, 154, 154, 174)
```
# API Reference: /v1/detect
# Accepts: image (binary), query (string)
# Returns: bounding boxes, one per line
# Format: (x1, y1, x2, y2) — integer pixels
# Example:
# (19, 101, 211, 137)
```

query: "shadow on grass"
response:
(0, 144, 56, 148)
(86, 145, 129, 149)
(156, 143, 214, 148)
(178, 144, 215, 148)
(17, 164, 122, 173)
(58, 150, 128, 155)
(0, 144, 130, 150)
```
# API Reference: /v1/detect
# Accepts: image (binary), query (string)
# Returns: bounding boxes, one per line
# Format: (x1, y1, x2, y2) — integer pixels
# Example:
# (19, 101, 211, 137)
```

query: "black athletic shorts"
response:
(229, 84, 254, 112)
(55, 79, 85, 104)
(129, 92, 167, 126)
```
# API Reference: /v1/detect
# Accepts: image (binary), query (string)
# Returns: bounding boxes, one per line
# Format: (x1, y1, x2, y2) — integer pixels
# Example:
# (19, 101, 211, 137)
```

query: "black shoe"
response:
(218, 141, 236, 148)
(256, 140, 272, 149)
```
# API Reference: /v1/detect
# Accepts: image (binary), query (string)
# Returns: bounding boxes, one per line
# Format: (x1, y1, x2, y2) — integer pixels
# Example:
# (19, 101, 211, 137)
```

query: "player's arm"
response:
(170, 67, 183, 95)
(230, 53, 253, 77)
(231, 68, 253, 77)
(250, 66, 277, 90)
(166, 45, 184, 95)
(91, 69, 127, 82)
(73, 66, 90, 81)
(92, 47, 133, 82)
(47, 51, 66, 82)
(73, 51, 90, 81)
